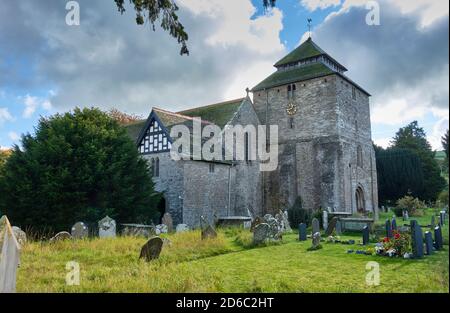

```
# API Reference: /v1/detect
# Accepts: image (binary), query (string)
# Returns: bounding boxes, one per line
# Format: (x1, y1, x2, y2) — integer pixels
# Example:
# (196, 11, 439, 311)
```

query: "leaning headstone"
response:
(71, 222, 88, 239)
(139, 237, 163, 262)
(11, 227, 27, 245)
(253, 223, 270, 245)
(298, 223, 307, 241)
(434, 226, 443, 250)
(362, 226, 369, 245)
(424, 231, 434, 255)
(161, 213, 174, 233)
(50, 231, 72, 242)
(391, 217, 397, 231)
(410, 220, 424, 258)
(385, 219, 393, 238)
(98, 216, 116, 238)
(325, 217, 339, 236)
(0, 216, 21, 293)
(335, 220, 342, 235)
(311, 218, 320, 235)
(176, 224, 189, 233)
(322, 211, 328, 231)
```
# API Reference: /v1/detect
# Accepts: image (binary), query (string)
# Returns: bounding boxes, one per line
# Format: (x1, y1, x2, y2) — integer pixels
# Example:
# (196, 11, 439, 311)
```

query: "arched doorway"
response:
(355, 186, 365, 213)
(157, 197, 166, 224)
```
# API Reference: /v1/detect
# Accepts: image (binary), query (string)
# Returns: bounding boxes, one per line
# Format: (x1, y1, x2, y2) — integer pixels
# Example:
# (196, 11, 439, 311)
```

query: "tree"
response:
(114, 0, 277, 55)
(442, 129, 449, 160)
(108, 108, 143, 125)
(391, 121, 446, 202)
(0, 108, 160, 232)
(375, 145, 425, 204)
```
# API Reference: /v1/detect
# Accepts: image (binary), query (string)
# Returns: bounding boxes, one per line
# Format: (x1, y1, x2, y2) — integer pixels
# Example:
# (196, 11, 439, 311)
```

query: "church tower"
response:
(252, 38, 379, 216)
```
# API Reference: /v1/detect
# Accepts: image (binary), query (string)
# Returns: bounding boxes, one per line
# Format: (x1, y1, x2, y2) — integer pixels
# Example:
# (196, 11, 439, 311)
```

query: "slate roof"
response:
(274, 38, 325, 67)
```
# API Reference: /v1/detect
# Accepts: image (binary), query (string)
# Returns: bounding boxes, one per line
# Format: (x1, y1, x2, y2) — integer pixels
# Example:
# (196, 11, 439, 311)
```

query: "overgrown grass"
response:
(16, 225, 449, 293)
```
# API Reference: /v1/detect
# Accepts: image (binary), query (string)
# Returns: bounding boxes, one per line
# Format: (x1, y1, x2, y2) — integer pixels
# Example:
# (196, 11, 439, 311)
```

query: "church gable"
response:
(137, 111, 172, 155)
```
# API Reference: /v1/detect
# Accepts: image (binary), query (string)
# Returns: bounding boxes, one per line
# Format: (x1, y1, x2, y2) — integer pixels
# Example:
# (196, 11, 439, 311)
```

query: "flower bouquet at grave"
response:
(377, 231, 411, 257)
(326, 235, 341, 243)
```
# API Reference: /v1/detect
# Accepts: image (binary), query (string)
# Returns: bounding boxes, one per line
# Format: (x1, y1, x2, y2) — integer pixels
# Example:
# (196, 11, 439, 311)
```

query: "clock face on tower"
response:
(286, 101, 298, 116)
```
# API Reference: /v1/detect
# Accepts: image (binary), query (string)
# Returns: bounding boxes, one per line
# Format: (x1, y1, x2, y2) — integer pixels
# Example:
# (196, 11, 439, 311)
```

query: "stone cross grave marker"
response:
(424, 231, 434, 255)
(298, 223, 307, 241)
(311, 218, 320, 236)
(410, 220, 424, 258)
(335, 220, 342, 235)
(139, 237, 163, 262)
(385, 219, 393, 238)
(71, 222, 88, 239)
(253, 223, 270, 245)
(391, 217, 397, 231)
(434, 226, 443, 250)
(362, 226, 369, 245)
(98, 216, 116, 238)
(325, 217, 339, 236)
(162, 213, 174, 233)
(322, 211, 328, 231)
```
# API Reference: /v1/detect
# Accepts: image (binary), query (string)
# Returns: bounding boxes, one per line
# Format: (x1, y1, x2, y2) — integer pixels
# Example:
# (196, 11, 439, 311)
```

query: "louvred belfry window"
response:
(139, 119, 172, 154)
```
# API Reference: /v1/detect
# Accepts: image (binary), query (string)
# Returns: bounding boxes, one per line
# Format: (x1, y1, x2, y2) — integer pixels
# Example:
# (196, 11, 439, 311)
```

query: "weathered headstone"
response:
(161, 213, 174, 233)
(311, 218, 320, 235)
(264, 214, 283, 240)
(298, 223, 307, 241)
(250, 216, 264, 232)
(50, 231, 72, 242)
(325, 217, 339, 236)
(335, 220, 342, 235)
(0, 216, 21, 293)
(139, 237, 163, 262)
(11, 227, 27, 245)
(391, 217, 397, 231)
(98, 216, 116, 238)
(410, 220, 424, 258)
(439, 211, 446, 226)
(282, 210, 292, 233)
(311, 232, 321, 249)
(253, 223, 270, 245)
(404, 210, 409, 220)
(434, 226, 443, 250)
(385, 219, 392, 238)
(424, 231, 434, 255)
(322, 211, 328, 231)
(176, 224, 189, 233)
(71, 222, 88, 239)
(362, 226, 369, 245)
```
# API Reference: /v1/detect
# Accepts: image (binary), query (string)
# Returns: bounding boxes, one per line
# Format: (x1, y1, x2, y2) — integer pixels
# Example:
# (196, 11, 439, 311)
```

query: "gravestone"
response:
(282, 210, 292, 233)
(11, 227, 27, 245)
(311, 232, 321, 249)
(311, 218, 320, 236)
(250, 216, 264, 232)
(404, 210, 409, 220)
(410, 220, 424, 258)
(439, 211, 446, 226)
(264, 214, 283, 240)
(98, 216, 116, 238)
(298, 223, 307, 241)
(71, 222, 88, 239)
(325, 217, 339, 236)
(385, 219, 392, 238)
(335, 220, 342, 235)
(434, 226, 443, 250)
(161, 213, 174, 233)
(362, 226, 369, 245)
(50, 231, 72, 242)
(0, 216, 21, 293)
(139, 237, 163, 262)
(424, 231, 434, 255)
(322, 211, 328, 231)
(431, 215, 436, 229)
(176, 224, 189, 233)
(391, 217, 397, 231)
(253, 223, 270, 245)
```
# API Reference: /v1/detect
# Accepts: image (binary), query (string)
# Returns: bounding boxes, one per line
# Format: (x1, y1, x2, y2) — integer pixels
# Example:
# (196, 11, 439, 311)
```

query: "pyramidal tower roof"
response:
(251, 38, 370, 93)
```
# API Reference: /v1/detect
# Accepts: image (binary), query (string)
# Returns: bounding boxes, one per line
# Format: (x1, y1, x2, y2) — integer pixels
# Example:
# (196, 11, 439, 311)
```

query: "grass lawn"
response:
(17, 210, 448, 293)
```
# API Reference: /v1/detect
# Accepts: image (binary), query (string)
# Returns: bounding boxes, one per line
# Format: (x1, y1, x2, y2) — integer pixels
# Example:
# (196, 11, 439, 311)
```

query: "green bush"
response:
(396, 195, 426, 216)
(288, 197, 311, 228)
(437, 189, 449, 207)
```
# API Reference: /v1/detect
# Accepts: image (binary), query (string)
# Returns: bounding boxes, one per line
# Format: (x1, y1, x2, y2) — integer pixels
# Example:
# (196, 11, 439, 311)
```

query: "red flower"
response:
(394, 233, 400, 239)
(383, 237, 390, 243)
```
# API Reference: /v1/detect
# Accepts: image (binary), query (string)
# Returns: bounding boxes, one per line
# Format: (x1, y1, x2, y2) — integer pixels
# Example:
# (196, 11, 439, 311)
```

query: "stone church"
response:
(126, 38, 379, 227)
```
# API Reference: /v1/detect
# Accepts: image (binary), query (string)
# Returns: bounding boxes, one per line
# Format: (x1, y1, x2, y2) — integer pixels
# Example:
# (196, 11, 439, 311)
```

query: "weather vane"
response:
(307, 18, 312, 38)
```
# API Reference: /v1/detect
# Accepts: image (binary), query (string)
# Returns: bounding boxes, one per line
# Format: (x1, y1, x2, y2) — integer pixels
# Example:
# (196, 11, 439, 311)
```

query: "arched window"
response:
(357, 146, 363, 168)
(155, 157, 160, 177)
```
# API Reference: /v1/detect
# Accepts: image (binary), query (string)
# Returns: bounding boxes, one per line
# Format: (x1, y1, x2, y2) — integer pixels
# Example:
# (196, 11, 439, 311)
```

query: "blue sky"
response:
(0, 0, 448, 150)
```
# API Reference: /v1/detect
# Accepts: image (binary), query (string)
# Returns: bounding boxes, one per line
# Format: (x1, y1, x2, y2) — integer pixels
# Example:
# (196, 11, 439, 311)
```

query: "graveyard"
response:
(4, 208, 448, 293)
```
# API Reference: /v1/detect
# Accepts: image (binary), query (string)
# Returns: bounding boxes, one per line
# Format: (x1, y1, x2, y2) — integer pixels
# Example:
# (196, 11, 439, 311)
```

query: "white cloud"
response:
(0, 107, 13, 125)
(22, 94, 52, 118)
(8, 131, 20, 142)
(301, 0, 341, 11)
(374, 137, 392, 149)
(429, 117, 449, 151)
